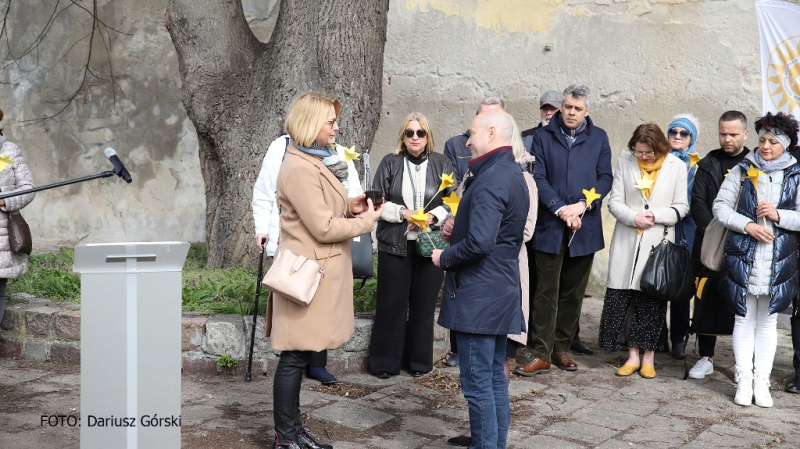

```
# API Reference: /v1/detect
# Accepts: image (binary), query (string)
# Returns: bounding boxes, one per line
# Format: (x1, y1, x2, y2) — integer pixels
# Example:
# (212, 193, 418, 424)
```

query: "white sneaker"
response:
(734, 368, 739, 384)
(734, 375, 753, 406)
(754, 374, 773, 408)
(689, 357, 714, 379)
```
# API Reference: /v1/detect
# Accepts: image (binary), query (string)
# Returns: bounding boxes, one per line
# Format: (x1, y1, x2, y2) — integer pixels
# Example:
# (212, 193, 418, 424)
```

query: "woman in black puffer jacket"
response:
(713, 111, 800, 409)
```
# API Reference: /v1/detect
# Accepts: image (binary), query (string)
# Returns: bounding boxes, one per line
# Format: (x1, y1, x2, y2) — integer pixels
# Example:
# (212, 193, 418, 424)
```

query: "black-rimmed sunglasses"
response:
(404, 129, 427, 139)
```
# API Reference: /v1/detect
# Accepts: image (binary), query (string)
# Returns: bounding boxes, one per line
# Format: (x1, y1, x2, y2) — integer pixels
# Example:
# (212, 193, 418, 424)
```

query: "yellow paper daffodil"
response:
(689, 152, 703, 168)
(342, 145, 359, 163)
(582, 187, 602, 208)
(438, 172, 455, 192)
(442, 191, 461, 216)
(634, 172, 655, 191)
(0, 155, 13, 173)
(409, 208, 429, 232)
(746, 164, 765, 189)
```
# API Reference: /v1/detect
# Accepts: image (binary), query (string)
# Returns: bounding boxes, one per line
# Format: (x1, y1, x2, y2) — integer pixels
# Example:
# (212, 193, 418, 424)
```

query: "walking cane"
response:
(245, 237, 267, 382)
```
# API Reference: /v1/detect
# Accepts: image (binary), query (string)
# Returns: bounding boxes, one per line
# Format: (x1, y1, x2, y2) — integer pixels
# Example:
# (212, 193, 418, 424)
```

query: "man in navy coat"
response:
(515, 85, 613, 376)
(433, 109, 529, 449)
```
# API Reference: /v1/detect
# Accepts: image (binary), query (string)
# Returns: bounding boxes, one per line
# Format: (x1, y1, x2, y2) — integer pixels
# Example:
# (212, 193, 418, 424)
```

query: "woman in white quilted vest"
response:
(0, 109, 36, 331)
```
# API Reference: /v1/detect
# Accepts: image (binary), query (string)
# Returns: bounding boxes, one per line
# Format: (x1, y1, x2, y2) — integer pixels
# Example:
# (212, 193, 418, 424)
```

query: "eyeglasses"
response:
(404, 129, 427, 139)
(668, 129, 691, 139)
(634, 151, 655, 158)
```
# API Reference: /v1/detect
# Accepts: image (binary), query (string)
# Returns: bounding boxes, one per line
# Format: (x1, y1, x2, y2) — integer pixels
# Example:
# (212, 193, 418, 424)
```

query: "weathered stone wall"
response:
(3, 0, 795, 289)
(0, 295, 450, 376)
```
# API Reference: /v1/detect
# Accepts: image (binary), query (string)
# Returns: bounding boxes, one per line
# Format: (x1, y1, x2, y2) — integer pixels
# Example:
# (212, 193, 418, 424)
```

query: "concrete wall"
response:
(2, 0, 796, 290)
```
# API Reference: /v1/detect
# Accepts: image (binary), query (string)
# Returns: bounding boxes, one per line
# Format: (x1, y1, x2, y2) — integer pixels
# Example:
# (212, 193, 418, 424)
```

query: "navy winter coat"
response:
(717, 158, 800, 316)
(437, 148, 529, 335)
(531, 112, 613, 257)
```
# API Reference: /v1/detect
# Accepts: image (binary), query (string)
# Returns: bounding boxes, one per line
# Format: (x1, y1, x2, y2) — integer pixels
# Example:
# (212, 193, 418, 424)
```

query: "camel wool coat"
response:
(270, 145, 375, 352)
(606, 153, 689, 291)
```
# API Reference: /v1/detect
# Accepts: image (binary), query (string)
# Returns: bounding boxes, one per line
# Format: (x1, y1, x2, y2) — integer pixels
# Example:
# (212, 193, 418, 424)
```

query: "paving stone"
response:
(685, 424, 773, 448)
(432, 311, 446, 341)
(541, 420, 618, 445)
(181, 316, 208, 351)
(516, 434, 586, 449)
(592, 397, 660, 416)
(25, 307, 61, 336)
(53, 310, 81, 341)
(341, 317, 372, 352)
(22, 340, 51, 362)
(400, 415, 455, 437)
(203, 314, 245, 358)
(572, 407, 640, 431)
(621, 413, 693, 447)
(308, 401, 394, 430)
(0, 366, 47, 386)
(242, 315, 271, 356)
(351, 430, 430, 449)
(1, 303, 24, 331)
(50, 342, 79, 365)
(363, 390, 426, 413)
(0, 336, 22, 358)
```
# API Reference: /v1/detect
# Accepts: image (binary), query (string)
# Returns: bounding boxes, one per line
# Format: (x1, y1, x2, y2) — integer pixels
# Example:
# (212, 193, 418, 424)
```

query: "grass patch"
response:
(8, 243, 379, 315)
(8, 247, 81, 301)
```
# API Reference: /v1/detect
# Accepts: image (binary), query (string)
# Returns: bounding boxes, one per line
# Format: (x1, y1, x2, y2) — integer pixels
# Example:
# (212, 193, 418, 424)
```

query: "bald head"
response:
(467, 110, 514, 159)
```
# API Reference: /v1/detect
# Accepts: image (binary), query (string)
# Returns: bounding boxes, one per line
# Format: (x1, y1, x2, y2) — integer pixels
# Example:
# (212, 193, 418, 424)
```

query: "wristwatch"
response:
(399, 206, 407, 220)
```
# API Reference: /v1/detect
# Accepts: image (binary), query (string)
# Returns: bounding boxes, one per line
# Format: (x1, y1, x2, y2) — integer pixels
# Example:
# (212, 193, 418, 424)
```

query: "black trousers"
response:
(369, 242, 444, 374)
(670, 300, 691, 346)
(273, 350, 312, 443)
(792, 315, 800, 373)
(697, 334, 716, 358)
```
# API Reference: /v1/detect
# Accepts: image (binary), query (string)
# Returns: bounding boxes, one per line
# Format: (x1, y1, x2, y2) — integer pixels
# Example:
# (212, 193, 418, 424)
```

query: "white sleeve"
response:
(335, 144, 365, 197)
(712, 165, 751, 234)
(252, 135, 289, 235)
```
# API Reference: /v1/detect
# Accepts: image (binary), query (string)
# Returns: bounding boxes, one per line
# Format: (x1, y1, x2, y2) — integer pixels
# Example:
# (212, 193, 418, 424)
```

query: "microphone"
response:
(104, 147, 132, 183)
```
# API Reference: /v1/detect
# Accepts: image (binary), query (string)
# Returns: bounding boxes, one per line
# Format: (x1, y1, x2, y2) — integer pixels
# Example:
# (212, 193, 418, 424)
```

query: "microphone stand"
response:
(0, 170, 124, 200)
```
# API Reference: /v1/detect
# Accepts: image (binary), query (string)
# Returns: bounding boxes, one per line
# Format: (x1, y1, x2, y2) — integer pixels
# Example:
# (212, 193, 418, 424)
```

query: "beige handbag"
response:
(700, 219, 728, 271)
(261, 218, 335, 306)
(700, 174, 746, 272)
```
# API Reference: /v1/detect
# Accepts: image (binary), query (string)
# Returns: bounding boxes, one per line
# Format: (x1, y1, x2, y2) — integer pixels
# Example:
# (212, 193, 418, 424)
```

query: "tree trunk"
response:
(166, 0, 389, 268)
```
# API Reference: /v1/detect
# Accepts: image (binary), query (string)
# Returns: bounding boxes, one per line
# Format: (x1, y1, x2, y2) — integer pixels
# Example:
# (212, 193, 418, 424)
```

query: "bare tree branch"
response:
(0, 0, 130, 123)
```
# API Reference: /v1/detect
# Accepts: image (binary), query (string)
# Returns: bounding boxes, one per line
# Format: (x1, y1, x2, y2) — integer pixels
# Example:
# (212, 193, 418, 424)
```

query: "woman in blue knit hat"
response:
(665, 113, 701, 359)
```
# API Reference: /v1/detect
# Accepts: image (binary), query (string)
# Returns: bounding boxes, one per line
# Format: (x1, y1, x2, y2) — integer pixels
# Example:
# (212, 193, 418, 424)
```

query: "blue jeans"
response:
(456, 332, 509, 449)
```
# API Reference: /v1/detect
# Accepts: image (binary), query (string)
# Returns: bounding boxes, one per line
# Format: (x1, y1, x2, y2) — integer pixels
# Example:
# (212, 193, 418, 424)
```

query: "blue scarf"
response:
(294, 140, 350, 190)
(670, 150, 690, 167)
(754, 150, 791, 174)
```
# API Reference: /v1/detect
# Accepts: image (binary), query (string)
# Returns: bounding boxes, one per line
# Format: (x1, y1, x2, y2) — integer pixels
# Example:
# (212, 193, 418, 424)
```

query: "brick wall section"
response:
(0, 299, 450, 376)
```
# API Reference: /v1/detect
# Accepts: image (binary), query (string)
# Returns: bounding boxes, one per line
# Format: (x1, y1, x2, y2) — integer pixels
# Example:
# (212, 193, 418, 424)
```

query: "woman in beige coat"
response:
(598, 123, 688, 379)
(0, 110, 35, 332)
(270, 92, 382, 449)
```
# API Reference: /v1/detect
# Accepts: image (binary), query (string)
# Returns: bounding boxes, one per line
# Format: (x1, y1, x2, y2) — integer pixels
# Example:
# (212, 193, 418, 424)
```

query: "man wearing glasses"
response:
(515, 84, 613, 376)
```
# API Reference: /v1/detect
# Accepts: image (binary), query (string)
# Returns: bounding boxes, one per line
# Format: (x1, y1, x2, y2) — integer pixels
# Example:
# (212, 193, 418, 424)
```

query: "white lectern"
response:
(74, 242, 189, 449)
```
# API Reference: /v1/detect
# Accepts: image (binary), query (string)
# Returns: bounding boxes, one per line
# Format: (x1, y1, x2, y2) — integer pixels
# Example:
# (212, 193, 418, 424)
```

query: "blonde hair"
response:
(285, 92, 341, 147)
(509, 114, 525, 159)
(393, 112, 436, 155)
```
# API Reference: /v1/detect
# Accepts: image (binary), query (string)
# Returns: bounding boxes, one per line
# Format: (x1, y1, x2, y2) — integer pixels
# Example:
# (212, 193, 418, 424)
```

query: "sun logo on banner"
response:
(766, 35, 800, 116)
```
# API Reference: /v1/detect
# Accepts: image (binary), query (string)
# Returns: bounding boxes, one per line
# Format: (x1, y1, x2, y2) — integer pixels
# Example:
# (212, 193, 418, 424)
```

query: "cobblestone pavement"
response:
(1, 296, 799, 448)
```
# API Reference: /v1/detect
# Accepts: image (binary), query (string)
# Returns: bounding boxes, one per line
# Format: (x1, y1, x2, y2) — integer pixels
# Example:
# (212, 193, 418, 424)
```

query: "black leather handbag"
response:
(351, 152, 374, 287)
(640, 207, 694, 302)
